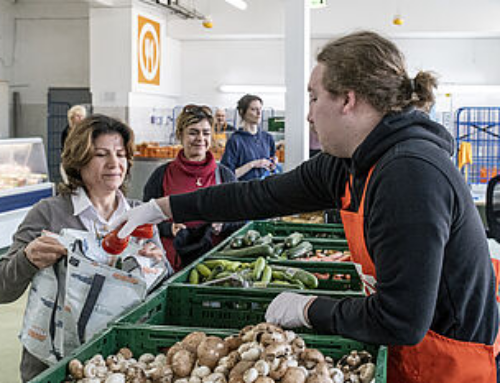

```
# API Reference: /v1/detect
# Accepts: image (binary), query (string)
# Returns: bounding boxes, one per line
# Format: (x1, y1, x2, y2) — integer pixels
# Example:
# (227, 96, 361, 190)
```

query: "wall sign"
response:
(138, 15, 161, 86)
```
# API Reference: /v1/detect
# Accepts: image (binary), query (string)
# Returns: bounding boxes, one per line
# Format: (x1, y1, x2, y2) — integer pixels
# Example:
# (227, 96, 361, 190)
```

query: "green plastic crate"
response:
(116, 258, 363, 327)
(268, 116, 285, 132)
(161, 258, 363, 330)
(30, 324, 387, 383)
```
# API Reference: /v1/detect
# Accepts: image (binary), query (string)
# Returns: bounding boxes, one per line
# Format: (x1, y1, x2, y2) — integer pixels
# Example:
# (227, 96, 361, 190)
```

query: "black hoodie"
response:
(171, 109, 499, 348)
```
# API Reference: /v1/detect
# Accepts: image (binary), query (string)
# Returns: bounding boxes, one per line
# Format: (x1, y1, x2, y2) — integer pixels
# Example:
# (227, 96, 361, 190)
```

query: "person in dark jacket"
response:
(112, 31, 500, 382)
(221, 94, 276, 180)
(143, 104, 241, 272)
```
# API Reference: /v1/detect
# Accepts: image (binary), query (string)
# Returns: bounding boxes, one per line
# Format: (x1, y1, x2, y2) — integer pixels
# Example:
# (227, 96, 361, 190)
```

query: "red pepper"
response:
(131, 224, 154, 239)
(102, 228, 130, 255)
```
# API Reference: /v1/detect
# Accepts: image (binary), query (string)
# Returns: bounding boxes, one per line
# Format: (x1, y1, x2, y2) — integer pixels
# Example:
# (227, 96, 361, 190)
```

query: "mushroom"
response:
(228, 361, 255, 383)
(292, 337, 306, 356)
(204, 372, 227, 383)
(166, 342, 185, 365)
(83, 363, 98, 379)
(68, 359, 84, 380)
(281, 367, 307, 383)
(357, 363, 375, 383)
(104, 373, 126, 383)
(138, 353, 155, 365)
(254, 360, 270, 376)
(263, 343, 291, 362)
(171, 349, 195, 378)
(224, 335, 243, 352)
(197, 336, 230, 370)
(301, 349, 325, 370)
(243, 368, 259, 383)
(329, 368, 344, 383)
(117, 347, 133, 360)
(192, 365, 211, 379)
(305, 372, 334, 383)
(346, 351, 361, 369)
(254, 378, 275, 383)
(182, 332, 207, 355)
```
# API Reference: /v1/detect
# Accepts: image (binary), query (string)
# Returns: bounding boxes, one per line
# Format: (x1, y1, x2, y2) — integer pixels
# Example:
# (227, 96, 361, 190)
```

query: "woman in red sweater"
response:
(143, 104, 241, 272)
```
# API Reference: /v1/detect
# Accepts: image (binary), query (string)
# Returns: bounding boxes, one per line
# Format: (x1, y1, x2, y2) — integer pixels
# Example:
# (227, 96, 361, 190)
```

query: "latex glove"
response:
(111, 199, 168, 239)
(265, 292, 317, 329)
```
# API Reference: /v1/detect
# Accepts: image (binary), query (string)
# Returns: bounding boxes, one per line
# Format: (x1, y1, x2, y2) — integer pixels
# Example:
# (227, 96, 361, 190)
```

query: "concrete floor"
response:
(0, 290, 27, 383)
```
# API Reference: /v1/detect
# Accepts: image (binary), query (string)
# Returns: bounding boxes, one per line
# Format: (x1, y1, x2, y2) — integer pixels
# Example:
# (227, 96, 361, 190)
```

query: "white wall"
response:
(180, 38, 285, 111)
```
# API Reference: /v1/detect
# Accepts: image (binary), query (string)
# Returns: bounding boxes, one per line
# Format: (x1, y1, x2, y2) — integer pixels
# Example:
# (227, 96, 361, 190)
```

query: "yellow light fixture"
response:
(202, 16, 213, 28)
(393, 15, 404, 26)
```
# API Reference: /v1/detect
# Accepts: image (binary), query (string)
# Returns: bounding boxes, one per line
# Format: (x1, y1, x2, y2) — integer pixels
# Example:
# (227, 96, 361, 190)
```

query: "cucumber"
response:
(195, 263, 212, 278)
(243, 230, 261, 246)
(203, 259, 227, 269)
(207, 265, 225, 281)
(255, 233, 273, 246)
(217, 244, 274, 258)
(230, 236, 244, 249)
(272, 243, 285, 258)
(272, 265, 319, 289)
(272, 270, 286, 281)
(253, 257, 266, 280)
(285, 241, 314, 259)
(189, 269, 200, 284)
(225, 261, 242, 272)
(284, 232, 304, 248)
(261, 265, 273, 283)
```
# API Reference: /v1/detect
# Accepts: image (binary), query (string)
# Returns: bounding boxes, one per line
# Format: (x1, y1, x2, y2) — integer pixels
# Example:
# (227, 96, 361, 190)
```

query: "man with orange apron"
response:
(111, 31, 500, 382)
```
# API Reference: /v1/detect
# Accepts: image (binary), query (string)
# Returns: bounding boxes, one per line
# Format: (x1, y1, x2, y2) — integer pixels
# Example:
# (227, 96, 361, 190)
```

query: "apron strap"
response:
(77, 273, 106, 344)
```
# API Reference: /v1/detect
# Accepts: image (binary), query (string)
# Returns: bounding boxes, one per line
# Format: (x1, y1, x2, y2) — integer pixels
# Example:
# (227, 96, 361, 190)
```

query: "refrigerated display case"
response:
(0, 138, 54, 248)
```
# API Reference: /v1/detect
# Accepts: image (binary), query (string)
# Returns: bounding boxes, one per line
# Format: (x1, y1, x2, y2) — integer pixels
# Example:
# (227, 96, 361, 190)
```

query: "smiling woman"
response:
(142, 104, 242, 272)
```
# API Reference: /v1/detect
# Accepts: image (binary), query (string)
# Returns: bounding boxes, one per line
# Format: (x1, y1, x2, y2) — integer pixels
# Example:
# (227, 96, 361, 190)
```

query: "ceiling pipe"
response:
(155, 0, 206, 20)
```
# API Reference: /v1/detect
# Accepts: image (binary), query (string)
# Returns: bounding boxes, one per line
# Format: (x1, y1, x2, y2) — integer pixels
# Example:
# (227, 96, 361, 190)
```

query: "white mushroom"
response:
(83, 363, 98, 378)
(241, 348, 261, 362)
(192, 366, 211, 378)
(243, 368, 259, 383)
(203, 372, 227, 383)
(104, 373, 126, 383)
(329, 368, 344, 383)
(254, 360, 270, 376)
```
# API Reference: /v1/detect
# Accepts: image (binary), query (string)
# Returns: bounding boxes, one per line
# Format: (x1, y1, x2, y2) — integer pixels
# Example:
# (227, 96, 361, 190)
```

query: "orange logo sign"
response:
(138, 15, 161, 85)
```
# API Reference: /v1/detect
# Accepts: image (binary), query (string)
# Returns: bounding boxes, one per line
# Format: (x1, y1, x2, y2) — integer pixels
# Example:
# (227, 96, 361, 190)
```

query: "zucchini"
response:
(272, 243, 285, 258)
(203, 259, 227, 269)
(285, 241, 314, 259)
(243, 230, 261, 246)
(272, 270, 286, 281)
(189, 269, 200, 284)
(195, 264, 212, 278)
(230, 236, 244, 249)
(253, 257, 267, 280)
(272, 265, 319, 289)
(217, 244, 274, 258)
(284, 232, 304, 248)
(207, 265, 225, 281)
(255, 233, 273, 246)
(261, 265, 273, 283)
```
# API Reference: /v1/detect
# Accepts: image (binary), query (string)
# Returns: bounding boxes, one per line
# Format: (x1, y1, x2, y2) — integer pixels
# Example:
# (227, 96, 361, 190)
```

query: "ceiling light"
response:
(225, 0, 248, 11)
(219, 85, 286, 94)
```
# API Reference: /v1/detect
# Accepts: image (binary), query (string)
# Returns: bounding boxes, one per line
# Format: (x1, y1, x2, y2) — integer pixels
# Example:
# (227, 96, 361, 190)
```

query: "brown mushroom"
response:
(68, 359, 84, 380)
(197, 336, 230, 370)
(281, 366, 307, 383)
(171, 349, 195, 377)
(166, 342, 185, 365)
(228, 361, 255, 383)
(300, 349, 325, 369)
(225, 335, 243, 352)
(181, 331, 207, 355)
(117, 347, 133, 360)
(357, 362, 376, 383)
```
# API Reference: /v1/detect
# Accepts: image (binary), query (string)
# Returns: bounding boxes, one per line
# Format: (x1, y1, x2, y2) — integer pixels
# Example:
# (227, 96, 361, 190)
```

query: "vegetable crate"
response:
(30, 324, 387, 383)
(163, 260, 364, 331)
(115, 258, 363, 327)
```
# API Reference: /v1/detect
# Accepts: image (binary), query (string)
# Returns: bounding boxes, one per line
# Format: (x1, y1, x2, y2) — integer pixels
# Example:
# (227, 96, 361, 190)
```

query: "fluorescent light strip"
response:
(225, 0, 248, 11)
(219, 85, 286, 94)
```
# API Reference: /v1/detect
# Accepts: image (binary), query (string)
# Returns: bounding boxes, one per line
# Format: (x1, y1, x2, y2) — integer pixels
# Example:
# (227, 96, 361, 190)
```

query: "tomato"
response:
(131, 224, 154, 239)
(102, 229, 130, 255)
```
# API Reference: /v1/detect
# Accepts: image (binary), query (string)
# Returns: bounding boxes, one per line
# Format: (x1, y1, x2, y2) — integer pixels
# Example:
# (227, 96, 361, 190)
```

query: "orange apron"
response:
(340, 166, 499, 383)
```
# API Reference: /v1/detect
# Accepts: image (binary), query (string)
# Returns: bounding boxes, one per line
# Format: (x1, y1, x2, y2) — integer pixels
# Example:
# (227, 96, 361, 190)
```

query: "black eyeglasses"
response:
(182, 104, 213, 118)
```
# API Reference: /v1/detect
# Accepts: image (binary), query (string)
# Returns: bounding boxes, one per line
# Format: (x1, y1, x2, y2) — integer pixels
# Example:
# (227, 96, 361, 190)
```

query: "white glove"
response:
(265, 292, 317, 329)
(110, 199, 168, 239)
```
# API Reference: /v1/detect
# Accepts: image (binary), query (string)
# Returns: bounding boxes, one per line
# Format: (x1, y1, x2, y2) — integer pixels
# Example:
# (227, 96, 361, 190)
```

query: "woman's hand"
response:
(172, 223, 187, 237)
(24, 235, 67, 269)
(251, 158, 275, 171)
(138, 242, 164, 263)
